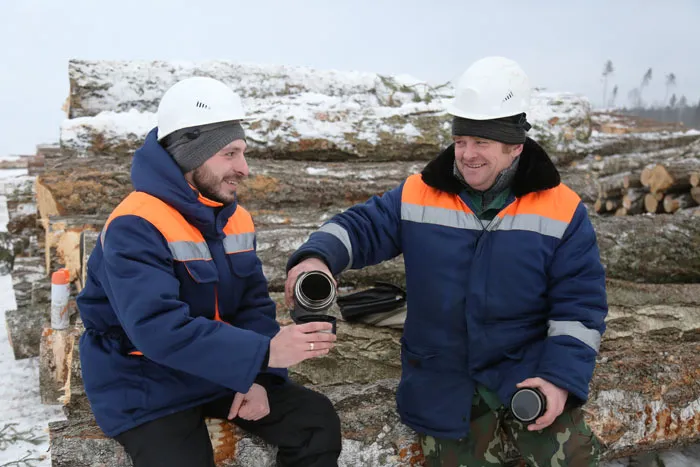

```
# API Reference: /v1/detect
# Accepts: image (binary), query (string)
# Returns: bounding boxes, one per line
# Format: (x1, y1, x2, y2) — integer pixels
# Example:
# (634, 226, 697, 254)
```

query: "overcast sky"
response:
(0, 0, 697, 156)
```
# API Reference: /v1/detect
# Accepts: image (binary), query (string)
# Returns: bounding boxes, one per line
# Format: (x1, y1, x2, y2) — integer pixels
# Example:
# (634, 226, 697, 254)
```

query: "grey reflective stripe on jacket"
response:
(548, 320, 601, 352)
(223, 232, 255, 254)
(318, 223, 353, 270)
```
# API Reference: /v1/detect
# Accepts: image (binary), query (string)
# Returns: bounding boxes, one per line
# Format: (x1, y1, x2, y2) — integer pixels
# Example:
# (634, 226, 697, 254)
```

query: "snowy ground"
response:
(0, 167, 698, 466)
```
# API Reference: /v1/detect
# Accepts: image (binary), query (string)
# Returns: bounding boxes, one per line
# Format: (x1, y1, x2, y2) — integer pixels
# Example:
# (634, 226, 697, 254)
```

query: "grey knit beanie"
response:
(160, 121, 246, 172)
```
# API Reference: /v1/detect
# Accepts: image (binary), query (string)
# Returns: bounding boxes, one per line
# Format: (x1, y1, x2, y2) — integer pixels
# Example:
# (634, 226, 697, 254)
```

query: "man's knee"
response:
(556, 408, 601, 466)
(278, 383, 341, 439)
(307, 389, 341, 438)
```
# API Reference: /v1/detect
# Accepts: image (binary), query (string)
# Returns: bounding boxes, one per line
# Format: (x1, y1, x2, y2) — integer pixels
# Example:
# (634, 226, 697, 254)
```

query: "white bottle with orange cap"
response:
(50, 268, 71, 329)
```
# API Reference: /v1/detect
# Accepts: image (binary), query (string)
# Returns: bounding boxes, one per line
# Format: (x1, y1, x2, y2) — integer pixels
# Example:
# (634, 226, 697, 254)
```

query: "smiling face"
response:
(184, 139, 248, 204)
(453, 135, 523, 191)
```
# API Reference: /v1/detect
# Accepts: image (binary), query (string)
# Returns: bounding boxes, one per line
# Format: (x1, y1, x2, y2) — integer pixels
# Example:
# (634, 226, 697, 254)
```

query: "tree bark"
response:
(598, 171, 634, 199)
(583, 145, 694, 177)
(5, 257, 50, 359)
(36, 168, 133, 219)
(560, 171, 599, 204)
(5, 306, 47, 360)
(604, 279, 700, 345)
(592, 214, 700, 283)
(621, 188, 646, 214)
(35, 161, 425, 218)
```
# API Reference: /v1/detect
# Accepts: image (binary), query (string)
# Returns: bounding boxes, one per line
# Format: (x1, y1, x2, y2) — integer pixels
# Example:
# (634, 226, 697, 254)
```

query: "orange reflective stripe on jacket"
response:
(103, 191, 254, 357)
(401, 174, 482, 231)
(400, 173, 580, 239)
(401, 174, 474, 212)
(102, 191, 257, 259)
(101, 192, 211, 261)
(491, 184, 580, 238)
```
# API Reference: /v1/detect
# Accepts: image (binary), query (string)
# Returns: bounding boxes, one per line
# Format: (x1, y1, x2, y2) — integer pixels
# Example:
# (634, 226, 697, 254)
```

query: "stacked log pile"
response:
(588, 138, 700, 216)
(2, 176, 49, 360)
(2, 60, 698, 465)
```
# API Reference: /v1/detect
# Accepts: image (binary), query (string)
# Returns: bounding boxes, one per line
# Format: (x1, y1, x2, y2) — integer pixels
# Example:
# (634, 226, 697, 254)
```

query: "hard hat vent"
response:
(195, 101, 211, 110)
(502, 91, 514, 103)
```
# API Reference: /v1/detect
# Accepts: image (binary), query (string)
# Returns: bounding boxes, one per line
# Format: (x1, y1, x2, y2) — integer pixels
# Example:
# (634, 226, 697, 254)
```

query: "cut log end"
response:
(644, 193, 662, 213)
(690, 172, 700, 187)
(663, 193, 696, 214)
(605, 198, 621, 212)
(691, 187, 700, 205)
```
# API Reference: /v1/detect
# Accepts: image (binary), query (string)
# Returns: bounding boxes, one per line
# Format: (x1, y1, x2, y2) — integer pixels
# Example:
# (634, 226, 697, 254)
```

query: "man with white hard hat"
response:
(286, 57, 606, 465)
(77, 77, 342, 467)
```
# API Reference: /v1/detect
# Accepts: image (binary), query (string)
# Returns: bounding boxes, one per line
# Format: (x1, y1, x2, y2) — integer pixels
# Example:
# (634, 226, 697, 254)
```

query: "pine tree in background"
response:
(610, 85, 619, 108)
(602, 60, 614, 108)
(638, 68, 653, 106)
(665, 73, 677, 105)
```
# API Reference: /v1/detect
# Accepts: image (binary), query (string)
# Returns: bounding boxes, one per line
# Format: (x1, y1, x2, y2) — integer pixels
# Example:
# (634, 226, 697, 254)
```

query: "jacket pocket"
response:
(183, 260, 219, 284)
(177, 260, 218, 319)
(396, 340, 472, 435)
(229, 250, 260, 279)
(400, 338, 466, 373)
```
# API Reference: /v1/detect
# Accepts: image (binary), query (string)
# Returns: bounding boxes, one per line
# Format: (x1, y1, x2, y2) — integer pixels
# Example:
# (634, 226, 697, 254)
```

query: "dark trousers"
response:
(115, 381, 342, 467)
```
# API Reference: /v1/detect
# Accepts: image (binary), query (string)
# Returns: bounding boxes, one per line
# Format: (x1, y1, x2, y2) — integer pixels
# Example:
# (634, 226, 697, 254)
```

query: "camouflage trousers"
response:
(419, 390, 601, 467)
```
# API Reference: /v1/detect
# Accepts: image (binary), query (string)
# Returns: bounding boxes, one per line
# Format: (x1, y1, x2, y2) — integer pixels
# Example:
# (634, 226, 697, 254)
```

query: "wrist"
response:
(260, 342, 270, 371)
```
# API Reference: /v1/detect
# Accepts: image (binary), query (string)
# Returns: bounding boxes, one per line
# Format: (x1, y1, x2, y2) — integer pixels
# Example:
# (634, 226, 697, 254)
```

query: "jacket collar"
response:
(420, 137, 561, 197)
(130, 128, 237, 238)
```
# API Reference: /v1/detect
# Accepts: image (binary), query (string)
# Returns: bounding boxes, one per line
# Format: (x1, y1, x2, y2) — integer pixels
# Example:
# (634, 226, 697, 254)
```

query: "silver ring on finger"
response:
(309, 342, 315, 351)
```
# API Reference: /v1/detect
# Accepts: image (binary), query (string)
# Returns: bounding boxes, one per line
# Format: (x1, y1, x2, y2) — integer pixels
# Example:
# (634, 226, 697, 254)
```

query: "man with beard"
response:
(77, 77, 342, 467)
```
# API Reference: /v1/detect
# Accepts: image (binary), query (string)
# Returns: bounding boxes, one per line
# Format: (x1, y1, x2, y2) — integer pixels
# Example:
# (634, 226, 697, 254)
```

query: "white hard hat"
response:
(156, 77, 248, 141)
(446, 57, 531, 120)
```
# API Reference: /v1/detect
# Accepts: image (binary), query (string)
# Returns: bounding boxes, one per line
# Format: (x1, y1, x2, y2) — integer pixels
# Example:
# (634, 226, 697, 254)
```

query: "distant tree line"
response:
(619, 100, 700, 131)
(599, 60, 700, 130)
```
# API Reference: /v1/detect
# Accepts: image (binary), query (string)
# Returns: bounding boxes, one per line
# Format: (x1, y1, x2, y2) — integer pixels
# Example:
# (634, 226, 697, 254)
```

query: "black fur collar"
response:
(420, 137, 561, 197)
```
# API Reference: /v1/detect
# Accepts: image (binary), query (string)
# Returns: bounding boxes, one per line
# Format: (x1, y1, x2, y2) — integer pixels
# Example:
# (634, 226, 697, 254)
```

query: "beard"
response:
(191, 164, 241, 205)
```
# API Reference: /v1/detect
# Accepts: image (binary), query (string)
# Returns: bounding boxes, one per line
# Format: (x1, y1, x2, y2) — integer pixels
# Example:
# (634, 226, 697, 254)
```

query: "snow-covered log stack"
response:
(19, 60, 699, 465)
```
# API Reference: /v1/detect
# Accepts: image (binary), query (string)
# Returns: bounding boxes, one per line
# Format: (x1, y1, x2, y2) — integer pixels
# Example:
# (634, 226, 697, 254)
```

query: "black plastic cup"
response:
(510, 387, 547, 424)
(293, 313, 337, 334)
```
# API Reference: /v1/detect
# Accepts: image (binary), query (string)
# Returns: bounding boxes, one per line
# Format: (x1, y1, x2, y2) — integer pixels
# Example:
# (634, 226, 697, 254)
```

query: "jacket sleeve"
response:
(286, 182, 405, 275)
(536, 203, 608, 404)
(101, 215, 270, 394)
(228, 239, 288, 382)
